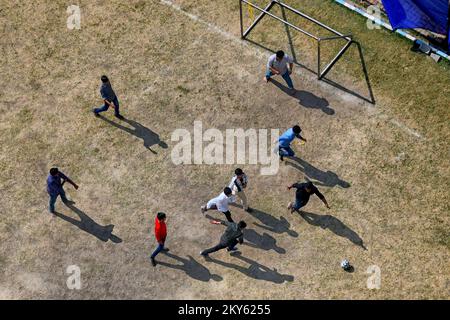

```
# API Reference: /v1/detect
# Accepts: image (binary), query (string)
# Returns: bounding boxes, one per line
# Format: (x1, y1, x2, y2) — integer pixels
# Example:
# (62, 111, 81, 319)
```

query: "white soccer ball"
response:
(341, 259, 350, 269)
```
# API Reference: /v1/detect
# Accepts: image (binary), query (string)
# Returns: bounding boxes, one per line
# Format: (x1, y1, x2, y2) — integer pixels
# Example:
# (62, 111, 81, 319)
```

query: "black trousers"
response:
(201, 239, 238, 255)
(208, 204, 234, 222)
(222, 211, 234, 222)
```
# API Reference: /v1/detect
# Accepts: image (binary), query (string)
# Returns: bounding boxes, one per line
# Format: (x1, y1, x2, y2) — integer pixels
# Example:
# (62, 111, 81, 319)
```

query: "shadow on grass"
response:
(228, 204, 298, 238)
(156, 252, 222, 282)
(54, 204, 122, 243)
(98, 115, 167, 154)
(286, 157, 350, 188)
(270, 79, 335, 115)
(208, 252, 294, 284)
(243, 229, 286, 254)
(299, 211, 366, 250)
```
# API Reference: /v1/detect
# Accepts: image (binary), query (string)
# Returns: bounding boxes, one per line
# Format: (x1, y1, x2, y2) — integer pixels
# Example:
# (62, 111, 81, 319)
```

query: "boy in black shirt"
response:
(287, 181, 330, 213)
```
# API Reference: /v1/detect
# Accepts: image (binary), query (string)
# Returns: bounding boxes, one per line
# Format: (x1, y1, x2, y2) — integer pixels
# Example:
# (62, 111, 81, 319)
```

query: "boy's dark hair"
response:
(157, 212, 166, 221)
(238, 221, 247, 229)
(224, 187, 232, 196)
(276, 50, 285, 59)
(305, 181, 314, 189)
(293, 125, 302, 134)
(235, 168, 243, 175)
(101, 75, 109, 83)
(49, 168, 59, 176)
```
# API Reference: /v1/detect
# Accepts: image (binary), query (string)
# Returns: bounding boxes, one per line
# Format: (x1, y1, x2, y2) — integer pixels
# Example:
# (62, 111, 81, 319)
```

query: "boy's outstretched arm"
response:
(316, 190, 330, 209)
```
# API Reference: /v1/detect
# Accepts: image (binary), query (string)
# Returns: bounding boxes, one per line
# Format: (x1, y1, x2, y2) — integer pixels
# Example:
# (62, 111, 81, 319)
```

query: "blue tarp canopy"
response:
(381, 0, 450, 51)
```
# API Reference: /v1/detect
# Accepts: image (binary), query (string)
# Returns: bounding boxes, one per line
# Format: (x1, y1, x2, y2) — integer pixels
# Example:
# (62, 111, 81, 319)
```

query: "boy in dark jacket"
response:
(200, 220, 247, 257)
(287, 181, 330, 213)
(150, 212, 169, 267)
(47, 167, 78, 214)
(93, 75, 124, 119)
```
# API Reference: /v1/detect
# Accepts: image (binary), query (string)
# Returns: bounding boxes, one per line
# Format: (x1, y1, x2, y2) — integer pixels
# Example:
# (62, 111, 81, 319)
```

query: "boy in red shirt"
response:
(150, 212, 169, 267)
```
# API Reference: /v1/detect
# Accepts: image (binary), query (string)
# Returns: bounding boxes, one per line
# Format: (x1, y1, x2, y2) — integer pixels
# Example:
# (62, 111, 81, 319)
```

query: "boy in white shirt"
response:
(201, 187, 236, 222)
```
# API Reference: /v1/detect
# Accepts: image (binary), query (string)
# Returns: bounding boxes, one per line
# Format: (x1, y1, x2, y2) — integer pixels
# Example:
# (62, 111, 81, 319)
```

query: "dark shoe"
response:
(230, 251, 241, 257)
(115, 114, 125, 120)
(92, 109, 99, 117)
(280, 155, 284, 161)
(200, 251, 208, 257)
(227, 247, 238, 252)
(150, 257, 156, 267)
(162, 248, 170, 253)
(245, 207, 253, 213)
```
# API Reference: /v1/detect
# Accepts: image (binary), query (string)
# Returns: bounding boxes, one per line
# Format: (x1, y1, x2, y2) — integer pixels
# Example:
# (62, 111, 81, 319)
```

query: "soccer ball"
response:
(340, 259, 350, 270)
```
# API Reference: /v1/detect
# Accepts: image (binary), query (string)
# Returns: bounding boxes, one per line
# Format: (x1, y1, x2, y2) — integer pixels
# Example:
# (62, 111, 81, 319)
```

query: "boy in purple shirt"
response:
(47, 168, 78, 215)
(278, 125, 306, 161)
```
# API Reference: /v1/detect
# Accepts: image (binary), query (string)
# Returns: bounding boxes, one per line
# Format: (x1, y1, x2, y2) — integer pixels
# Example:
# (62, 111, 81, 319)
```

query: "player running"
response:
(201, 187, 236, 222)
(278, 125, 306, 161)
(287, 181, 330, 213)
(200, 220, 247, 257)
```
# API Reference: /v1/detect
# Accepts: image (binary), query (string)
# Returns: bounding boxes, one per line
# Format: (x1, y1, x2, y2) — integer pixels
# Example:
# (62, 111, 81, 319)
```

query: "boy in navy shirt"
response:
(93, 75, 124, 119)
(287, 181, 330, 213)
(47, 167, 78, 214)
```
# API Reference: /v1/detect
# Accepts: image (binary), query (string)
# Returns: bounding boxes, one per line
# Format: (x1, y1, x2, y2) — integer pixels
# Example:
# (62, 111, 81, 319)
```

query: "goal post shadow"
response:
(239, 0, 375, 104)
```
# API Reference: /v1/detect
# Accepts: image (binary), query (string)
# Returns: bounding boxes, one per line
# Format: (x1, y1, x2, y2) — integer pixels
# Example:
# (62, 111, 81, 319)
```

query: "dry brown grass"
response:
(0, 0, 448, 299)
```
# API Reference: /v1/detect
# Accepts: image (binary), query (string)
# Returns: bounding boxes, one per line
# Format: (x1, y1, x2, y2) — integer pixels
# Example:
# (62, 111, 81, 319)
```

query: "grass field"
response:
(0, 0, 449, 299)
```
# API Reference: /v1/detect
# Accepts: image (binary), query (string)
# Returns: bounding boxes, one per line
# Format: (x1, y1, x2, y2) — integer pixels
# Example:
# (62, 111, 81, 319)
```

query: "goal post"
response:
(238, 0, 354, 80)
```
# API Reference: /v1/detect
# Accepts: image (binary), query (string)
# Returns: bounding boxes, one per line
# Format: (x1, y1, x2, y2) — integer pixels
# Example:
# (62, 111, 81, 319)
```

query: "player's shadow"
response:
(54, 204, 122, 243)
(98, 115, 168, 154)
(208, 252, 294, 284)
(299, 211, 366, 250)
(270, 79, 335, 115)
(295, 90, 334, 115)
(286, 157, 350, 188)
(243, 229, 286, 254)
(229, 205, 298, 238)
(156, 252, 222, 282)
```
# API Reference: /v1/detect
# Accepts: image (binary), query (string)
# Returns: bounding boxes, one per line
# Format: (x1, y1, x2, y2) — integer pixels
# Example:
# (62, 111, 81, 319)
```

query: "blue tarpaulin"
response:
(381, 0, 450, 51)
